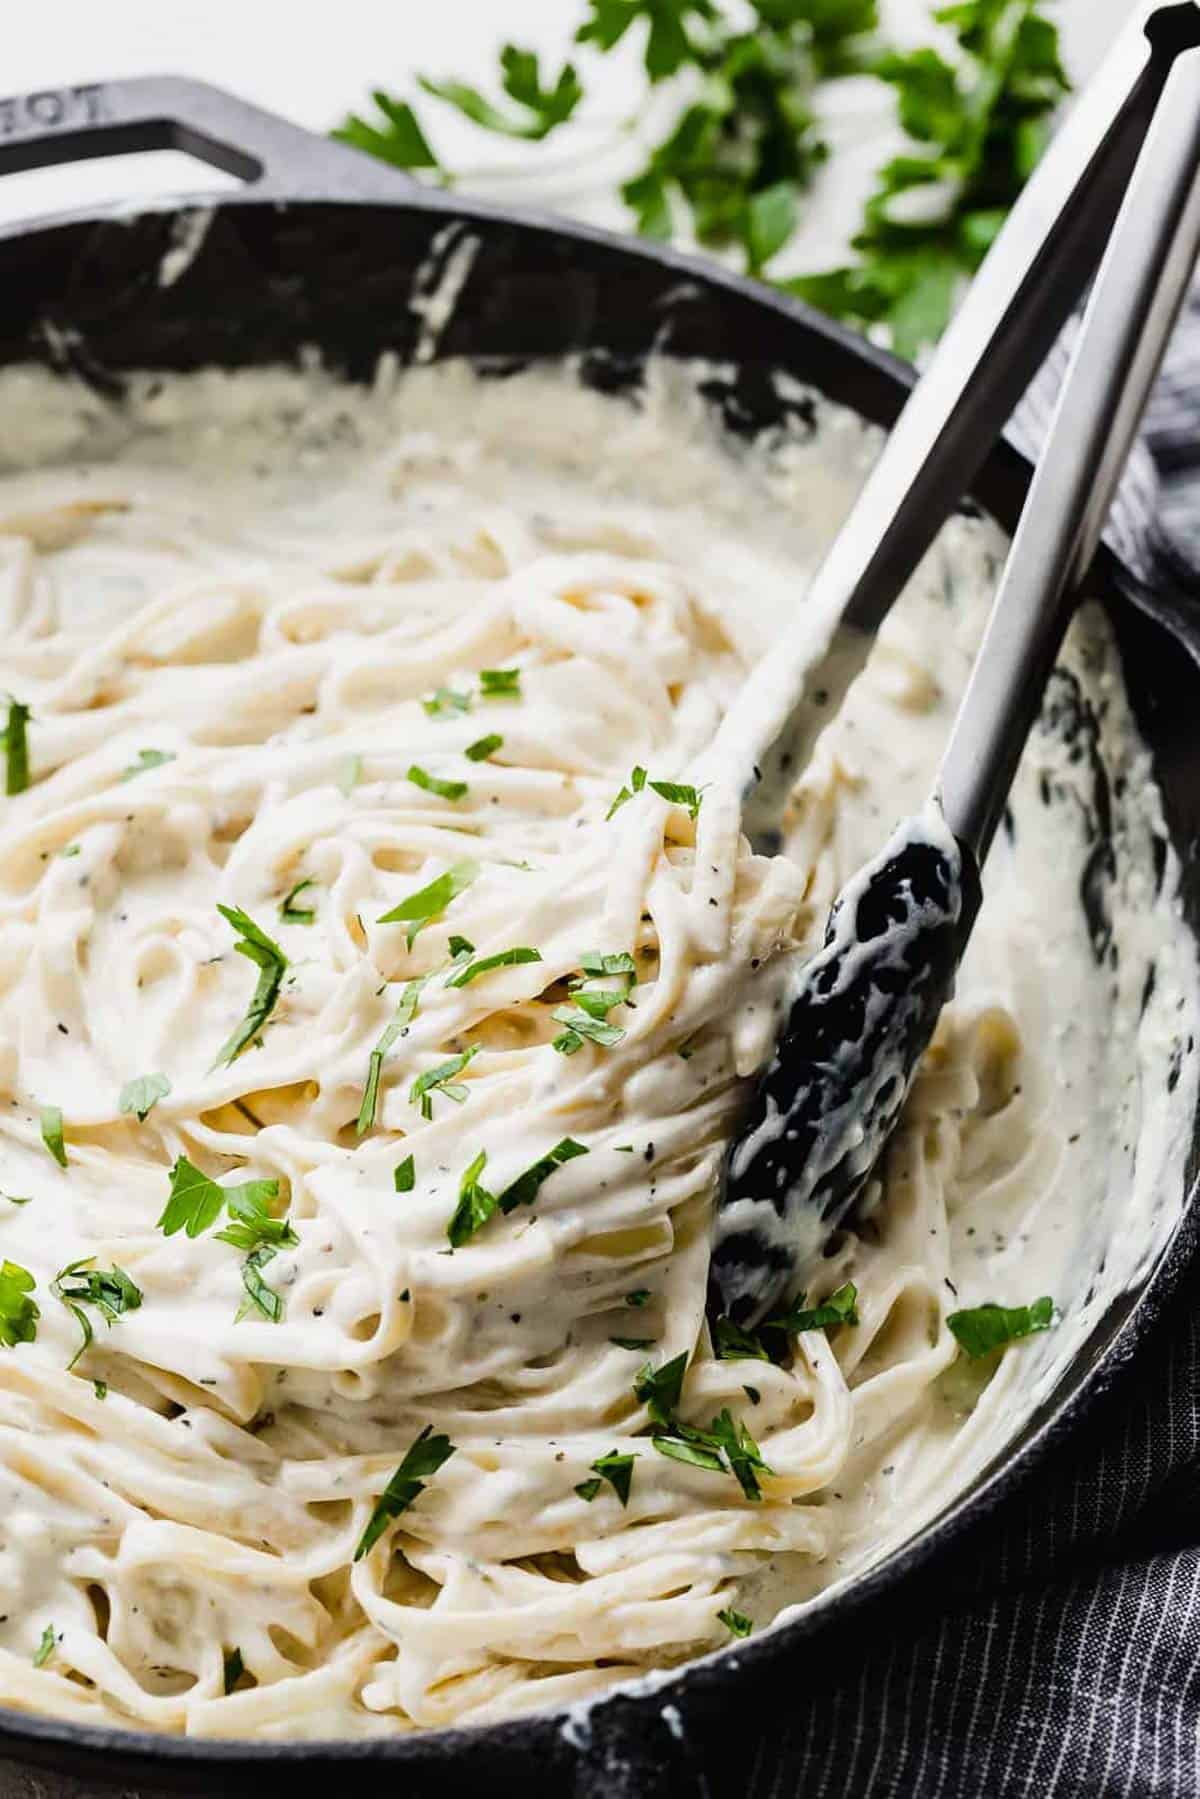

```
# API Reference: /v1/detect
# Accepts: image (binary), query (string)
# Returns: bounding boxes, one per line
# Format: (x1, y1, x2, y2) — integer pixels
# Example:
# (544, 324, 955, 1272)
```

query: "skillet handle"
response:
(0, 73, 410, 202)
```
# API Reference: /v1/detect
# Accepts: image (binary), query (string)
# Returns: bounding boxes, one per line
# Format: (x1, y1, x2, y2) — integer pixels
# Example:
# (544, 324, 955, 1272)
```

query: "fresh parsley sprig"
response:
(0, 1260, 38, 1348)
(213, 905, 288, 1067)
(354, 1424, 457, 1560)
(337, 0, 1066, 360)
(3, 697, 30, 796)
(948, 1295, 1054, 1358)
(52, 1259, 143, 1370)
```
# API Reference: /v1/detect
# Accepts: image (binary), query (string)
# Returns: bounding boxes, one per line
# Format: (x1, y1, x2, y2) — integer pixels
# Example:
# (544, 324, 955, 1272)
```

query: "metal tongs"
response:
(710, 4, 1200, 1326)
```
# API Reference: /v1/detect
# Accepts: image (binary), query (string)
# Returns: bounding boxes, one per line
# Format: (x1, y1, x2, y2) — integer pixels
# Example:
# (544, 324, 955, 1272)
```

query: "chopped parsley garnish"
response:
(583, 1449, 637, 1506)
(215, 1183, 299, 1254)
(447, 934, 475, 959)
(422, 686, 472, 719)
(480, 667, 521, 697)
(771, 1281, 860, 1334)
(3, 697, 30, 795)
(498, 1137, 588, 1213)
(625, 1289, 651, 1308)
(61, 843, 80, 858)
(448, 1138, 587, 1245)
(377, 858, 479, 942)
(32, 1624, 55, 1668)
(652, 1408, 772, 1500)
(39, 1105, 66, 1168)
(948, 1296, 1055, 1359)
(356, 971, 435, 1135)
(354, 1424, 456, 1560)
(407, 764, 468, 803)
(0, 1260, 38, 1347)
(647, 778, 702, 820)
(411, 1044, 479, 1120)
(447, 1148, 498, 1246)
(465, 732, 503, 761)
(121, 748, 175, 781)
(551, 1004, 626, 1055)
(118, 1072, 170, 1123)
(633, 1351, 689, 1427)
(92, 1379, 107, 1400)
(223, 1646, 245, 1694)
(713, 1316, 770, 1361)
(280, 878, 317, 924)
(213, 904, 288, 1067)
(579, 950, 637, 981)
(1, 1191, 31, 1207)
(718, 1607, 753, 1639)
(610, 1336, 654, 1351)
(445, 945, 542, 988)
(714, 1282, 860, 1364)
(157, 1154, 291, 1249)
(606, 765, 702, 821)
(633, 1354, 771, 1499)
(52, 1259, 142, 1370)
(236, 1245, 285, 1323)
(394, 1155, 415, 1193)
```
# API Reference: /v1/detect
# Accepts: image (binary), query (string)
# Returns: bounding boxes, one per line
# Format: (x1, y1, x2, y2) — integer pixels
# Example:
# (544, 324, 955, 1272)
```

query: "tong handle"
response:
(938, 44, 1200, 858)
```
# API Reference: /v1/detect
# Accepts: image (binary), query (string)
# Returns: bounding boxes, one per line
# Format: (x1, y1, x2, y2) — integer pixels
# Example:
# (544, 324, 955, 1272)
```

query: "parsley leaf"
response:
(948, 1295, 1055, 1359)
(119, 1073, 170, 1123)
(480, 667, 522, 697)
(420, 45, 583, 140)
(410, 1044, 480, 1120)
(606, 765, 702, 822)
(354, 1424, 457, 1560)
(498, 1137, 588, 1212)
(236, 1244, 285, 1322)
(407, 764, 468, 803)
(587, 1448, 637, 1506)
(575, 1475, 603, 1502)
(32, 1624, 55, 1668)
(378, 859, 479, 942)
(213, 905, 288, 1067)
(633, 1350, 689, 1426)
(280, 878, 317, 924)
(0, 1260, 38, 1348)
(394, 1155, 415, 1193)
(551, 1004, 626, 1055)
(356, 971, 435, 1135)
(121, 748, 175, 781)
(445, 945, 542, 988)
(157, 1154, 289, 1248)
(3, 697, 30, 795)
(770, 1280, 859, 1334)
(333, 91, 440, 170)
(39, 1105, 66, 1168)
(52, 1259, 142, 1370)
(447, 1147, 498, 1246)
(214, 1183, 299, 1254)
(422, 686, 472, 719)
(625, 1288, 651, 1307)
(1, 1192, 31, 1207)
(718, 1606, 753, 1639)
(465, 733, 503, 762)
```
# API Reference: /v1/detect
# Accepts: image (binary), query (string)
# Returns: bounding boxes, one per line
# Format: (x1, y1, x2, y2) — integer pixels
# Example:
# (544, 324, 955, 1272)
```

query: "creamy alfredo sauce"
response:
(0, 357, 1194, 1742)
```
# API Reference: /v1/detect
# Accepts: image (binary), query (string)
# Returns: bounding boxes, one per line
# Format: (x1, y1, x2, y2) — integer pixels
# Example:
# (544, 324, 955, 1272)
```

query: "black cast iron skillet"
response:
(0, 76, 1198, 1799)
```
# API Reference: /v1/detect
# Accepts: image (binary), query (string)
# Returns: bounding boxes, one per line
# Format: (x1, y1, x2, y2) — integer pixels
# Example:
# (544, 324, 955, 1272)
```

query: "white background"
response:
(0, 0, 1135, 267)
